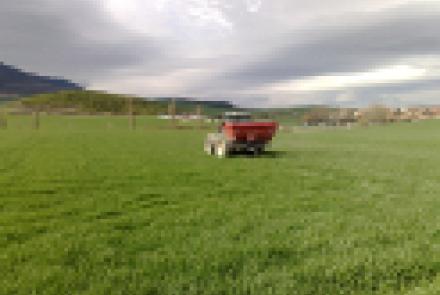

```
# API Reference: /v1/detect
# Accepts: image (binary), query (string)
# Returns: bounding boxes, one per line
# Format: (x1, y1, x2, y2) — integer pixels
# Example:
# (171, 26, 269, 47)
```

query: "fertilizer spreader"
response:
(204, 112, 278, 157)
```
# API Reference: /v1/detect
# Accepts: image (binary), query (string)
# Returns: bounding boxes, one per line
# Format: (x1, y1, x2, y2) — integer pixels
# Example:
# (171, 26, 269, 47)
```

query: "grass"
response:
(1, 115, 440, 294)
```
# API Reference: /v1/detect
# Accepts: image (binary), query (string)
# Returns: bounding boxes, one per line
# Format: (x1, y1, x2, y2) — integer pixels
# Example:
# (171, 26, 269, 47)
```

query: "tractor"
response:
(204, 112, 278, 157)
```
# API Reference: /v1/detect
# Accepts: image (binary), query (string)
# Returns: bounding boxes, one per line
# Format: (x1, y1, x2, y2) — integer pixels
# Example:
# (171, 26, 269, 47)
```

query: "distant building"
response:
(157, 114, 207, 120)
(303, 107, 358, 126)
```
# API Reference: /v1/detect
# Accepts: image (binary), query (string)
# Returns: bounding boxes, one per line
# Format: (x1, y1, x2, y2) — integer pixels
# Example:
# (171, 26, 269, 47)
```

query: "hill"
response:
(18, 90, 237, 116)
(0, 62, 82, 98)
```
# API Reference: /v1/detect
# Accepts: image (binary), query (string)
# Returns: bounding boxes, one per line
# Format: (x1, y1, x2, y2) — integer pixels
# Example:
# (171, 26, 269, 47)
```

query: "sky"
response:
(1, 0, 440, 107)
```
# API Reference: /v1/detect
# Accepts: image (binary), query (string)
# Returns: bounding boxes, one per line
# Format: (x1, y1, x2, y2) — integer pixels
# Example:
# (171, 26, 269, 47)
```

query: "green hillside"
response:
(14, 90, 314, 122)
(20, 90, 166, 115)
(18, 90, 236, 116)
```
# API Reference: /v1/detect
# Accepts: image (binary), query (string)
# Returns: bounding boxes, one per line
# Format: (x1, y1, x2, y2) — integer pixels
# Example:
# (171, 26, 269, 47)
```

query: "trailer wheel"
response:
(210, 144, 215, 155)
(253, 146, 263, 156)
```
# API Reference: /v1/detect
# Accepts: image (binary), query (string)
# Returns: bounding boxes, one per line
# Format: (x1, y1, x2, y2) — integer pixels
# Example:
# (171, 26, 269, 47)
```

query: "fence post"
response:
(196, 104, 203, 129)
(128, 97, 136, 130)
(0, 110, 7, 129)
(33, 110, 40, 130)
(168, 98, 176, 128)
(107, 112, 112, 130)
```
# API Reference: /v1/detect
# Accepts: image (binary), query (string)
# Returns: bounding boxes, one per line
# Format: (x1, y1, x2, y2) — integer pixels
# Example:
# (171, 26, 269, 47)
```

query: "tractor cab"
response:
(223, 112, 252, 123)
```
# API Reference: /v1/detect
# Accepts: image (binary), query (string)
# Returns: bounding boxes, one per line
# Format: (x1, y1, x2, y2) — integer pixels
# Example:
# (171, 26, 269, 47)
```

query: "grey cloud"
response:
(213, 2, 440, 90)
(2, 0, 440, 107)
(0, 1, 162, 81)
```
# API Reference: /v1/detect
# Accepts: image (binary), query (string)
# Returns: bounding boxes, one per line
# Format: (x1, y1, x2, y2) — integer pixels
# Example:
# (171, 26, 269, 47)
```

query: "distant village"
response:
(302, 105, 440, 126)
(158, 105, 440, 126)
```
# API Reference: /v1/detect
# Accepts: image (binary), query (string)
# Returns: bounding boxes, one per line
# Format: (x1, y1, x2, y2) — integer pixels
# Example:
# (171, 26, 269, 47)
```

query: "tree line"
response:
(20, 90, 169, 115)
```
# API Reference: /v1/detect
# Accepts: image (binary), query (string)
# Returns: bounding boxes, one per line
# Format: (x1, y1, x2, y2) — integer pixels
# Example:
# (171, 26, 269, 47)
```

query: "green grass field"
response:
(1, 116, 440, 294)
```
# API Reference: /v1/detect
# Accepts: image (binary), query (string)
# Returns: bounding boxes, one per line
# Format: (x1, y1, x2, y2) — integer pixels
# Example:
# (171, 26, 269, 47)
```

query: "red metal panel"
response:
(222, 122, 278, 143)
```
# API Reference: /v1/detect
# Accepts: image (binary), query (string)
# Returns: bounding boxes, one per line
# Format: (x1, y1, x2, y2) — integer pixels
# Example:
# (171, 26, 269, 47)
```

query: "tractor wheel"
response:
(216, 145, 225, 158)
(216, 142, 228, 158)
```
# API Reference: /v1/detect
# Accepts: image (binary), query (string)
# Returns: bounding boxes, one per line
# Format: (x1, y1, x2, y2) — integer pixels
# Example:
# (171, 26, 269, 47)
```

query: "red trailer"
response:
(204, 112, 278, 157)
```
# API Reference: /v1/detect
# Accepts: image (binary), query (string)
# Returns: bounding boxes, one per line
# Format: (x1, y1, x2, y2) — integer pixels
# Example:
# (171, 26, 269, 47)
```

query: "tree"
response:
(359, 104, 390, 125)
(303, 106, 331, 126)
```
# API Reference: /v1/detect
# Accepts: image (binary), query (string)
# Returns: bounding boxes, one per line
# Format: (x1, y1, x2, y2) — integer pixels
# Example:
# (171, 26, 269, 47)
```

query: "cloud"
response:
(268, 65, 427, 92)
(182, 1, 440, 105)
(245, 0, 262, 13)
(0, 1, 163, 82)
(215, 2, 440, 85)
(2, 0, 440, 106)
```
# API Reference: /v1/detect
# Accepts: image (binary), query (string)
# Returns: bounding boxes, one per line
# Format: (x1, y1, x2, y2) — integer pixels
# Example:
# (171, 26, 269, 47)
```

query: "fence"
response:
(0, 112, 218, 132)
